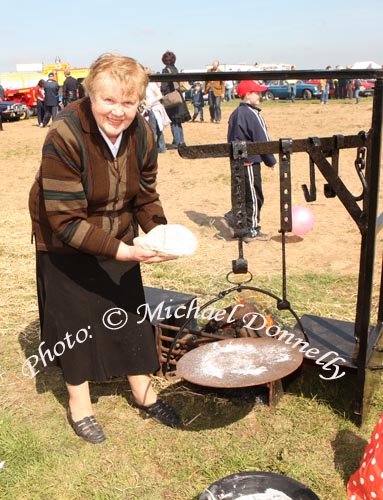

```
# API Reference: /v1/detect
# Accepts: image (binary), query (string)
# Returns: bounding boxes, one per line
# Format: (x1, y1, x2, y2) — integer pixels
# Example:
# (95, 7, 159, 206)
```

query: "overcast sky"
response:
(1, 0, 382, 73)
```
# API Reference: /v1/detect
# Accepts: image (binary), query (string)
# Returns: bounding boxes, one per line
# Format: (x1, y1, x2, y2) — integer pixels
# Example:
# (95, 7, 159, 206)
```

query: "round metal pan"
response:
(199, 471, 320, 499)
(176, 337, 303, 388)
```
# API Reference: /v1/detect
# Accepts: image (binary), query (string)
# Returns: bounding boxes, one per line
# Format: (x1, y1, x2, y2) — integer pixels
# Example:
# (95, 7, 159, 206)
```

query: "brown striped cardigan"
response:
(29, 97, 167, 259)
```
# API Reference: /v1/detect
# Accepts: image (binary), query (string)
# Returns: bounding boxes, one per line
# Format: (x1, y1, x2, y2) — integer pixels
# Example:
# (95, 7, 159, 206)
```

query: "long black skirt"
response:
(35, 251, 159, 385)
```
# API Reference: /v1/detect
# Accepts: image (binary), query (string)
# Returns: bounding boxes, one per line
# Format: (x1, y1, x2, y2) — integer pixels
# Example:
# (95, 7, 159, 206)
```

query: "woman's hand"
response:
(116, 241, 175, 263)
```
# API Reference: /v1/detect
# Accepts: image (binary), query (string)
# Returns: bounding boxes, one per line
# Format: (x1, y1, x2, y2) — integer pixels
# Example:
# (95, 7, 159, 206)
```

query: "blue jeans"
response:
(225, 88, 233, 101)
(320, 83, 330, 104)
(354, 88, 360, 104)
(193, 105, 204, 120)
(157, 131, 166, 152)
(170, 122, 184, 146)
(208, 91, 222, 121)
(148, 110, 167, 152)
(288, 84, 296, 102)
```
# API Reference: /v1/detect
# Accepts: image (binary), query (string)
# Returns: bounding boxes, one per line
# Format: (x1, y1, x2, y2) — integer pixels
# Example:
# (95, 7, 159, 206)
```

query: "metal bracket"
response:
(324, 135, 342, 198)
(279, 138, 293, 233)
(230, 142, 249, 277)
(230, 141, 249, 238)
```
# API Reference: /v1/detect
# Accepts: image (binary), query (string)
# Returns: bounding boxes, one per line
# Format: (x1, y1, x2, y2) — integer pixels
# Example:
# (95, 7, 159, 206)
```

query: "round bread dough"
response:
(133, 224, 198, 258)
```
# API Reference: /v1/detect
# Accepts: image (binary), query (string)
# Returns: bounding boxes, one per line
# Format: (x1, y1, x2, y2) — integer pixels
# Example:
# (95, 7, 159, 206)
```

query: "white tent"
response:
(351, 61, 381, 69)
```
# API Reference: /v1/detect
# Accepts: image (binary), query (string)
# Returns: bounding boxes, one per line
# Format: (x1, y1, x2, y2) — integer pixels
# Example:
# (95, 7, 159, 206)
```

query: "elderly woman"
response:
(29, 54, 180, 444)
(160, 51, 191, 148)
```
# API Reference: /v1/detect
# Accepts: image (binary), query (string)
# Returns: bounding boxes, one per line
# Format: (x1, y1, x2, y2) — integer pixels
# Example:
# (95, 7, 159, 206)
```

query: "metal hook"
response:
(353, 146, 368, 202)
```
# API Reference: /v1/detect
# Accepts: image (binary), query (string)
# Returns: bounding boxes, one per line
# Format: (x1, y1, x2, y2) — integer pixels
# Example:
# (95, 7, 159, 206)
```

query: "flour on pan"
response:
(230, 489, 293, 499)
(198, 341, 292, 379)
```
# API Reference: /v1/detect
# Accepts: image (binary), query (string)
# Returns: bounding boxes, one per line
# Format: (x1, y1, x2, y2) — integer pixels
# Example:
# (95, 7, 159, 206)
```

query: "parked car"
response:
(263, 80, 321, 101)
(304, 79, 374, 98)
(359, 80, 375, 96)
(4, 87, 37, 115)
(0, 100, 30, 121)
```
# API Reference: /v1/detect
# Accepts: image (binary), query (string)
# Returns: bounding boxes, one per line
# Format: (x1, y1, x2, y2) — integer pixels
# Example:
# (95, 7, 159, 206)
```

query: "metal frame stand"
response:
(153, 68, 383, 424)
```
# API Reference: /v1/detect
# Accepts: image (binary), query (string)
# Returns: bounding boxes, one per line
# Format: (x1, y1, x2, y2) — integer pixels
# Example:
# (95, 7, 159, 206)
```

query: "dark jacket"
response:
(63, 75, 79, 104)
(29, 97, 166, 258)
(228, 102, 276, 166)
(43, 78, 59, 106)
(191, 88, 204, 107)
(160, 64, 191, 124)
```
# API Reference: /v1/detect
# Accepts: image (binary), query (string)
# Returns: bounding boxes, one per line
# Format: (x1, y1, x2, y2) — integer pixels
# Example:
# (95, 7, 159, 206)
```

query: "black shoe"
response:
(224, 211, 235, 228)
(134, 398, 180, 428)
(67, 407, 106, 444)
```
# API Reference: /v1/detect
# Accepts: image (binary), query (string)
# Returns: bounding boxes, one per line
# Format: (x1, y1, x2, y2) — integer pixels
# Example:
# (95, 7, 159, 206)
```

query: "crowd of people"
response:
(1, 59, 368, 136)
(1, 69, 84, 129)
(318, 65, 364, 105)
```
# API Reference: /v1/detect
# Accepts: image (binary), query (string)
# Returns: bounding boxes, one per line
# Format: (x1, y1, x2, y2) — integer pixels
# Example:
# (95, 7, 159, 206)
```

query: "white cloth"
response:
(152, 104, 171, 131)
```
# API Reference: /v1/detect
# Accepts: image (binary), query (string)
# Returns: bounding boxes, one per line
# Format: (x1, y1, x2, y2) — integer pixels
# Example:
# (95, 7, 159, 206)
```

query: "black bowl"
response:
(199, 471, 320, 499)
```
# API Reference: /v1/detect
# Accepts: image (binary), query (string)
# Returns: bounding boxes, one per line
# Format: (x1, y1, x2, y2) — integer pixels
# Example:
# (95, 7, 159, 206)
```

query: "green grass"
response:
(1, 265, 380, 500)
(1, 369, 382, 500)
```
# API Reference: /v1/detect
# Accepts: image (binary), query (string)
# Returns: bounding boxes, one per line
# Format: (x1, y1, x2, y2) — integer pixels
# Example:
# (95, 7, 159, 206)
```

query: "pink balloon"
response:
(291, 206, 315, 235)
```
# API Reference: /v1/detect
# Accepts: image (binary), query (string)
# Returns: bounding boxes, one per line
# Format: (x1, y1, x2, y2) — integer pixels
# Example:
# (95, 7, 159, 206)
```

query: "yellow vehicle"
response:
(43, 60, 89, 86)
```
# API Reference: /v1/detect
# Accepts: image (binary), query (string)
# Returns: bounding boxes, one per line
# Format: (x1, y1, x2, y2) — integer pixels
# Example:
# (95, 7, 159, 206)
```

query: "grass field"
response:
(0, 97, 382, 500)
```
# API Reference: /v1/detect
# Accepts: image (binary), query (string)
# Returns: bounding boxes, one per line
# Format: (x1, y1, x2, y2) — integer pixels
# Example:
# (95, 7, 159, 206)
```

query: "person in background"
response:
(226, 80, 276, 242)
(144, 67, 170, 153)
(77, 79, 85, 98)
(29, 53, 180, 445)
(62, 70, 79, 107)
(346, 65, 354, 99)
(160, 51, 191, 148)
(0, 83, 4, 131)
(225, 79, 234, 102)
(354, 78, 361, 104)
(320, 65, 332, 105)
(191, 82, 204, 122)
(286, 64, 297, 102)
(34, 79, 45, 126)
(204, 60, 225, 123)
(42, 72, 59, 127)
(336, 65, 347, 99)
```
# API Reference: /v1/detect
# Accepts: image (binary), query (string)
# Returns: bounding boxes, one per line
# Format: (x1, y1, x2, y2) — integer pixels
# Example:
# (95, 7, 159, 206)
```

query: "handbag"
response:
(180, 81, 191, 93)
(162, 90, 183, 109)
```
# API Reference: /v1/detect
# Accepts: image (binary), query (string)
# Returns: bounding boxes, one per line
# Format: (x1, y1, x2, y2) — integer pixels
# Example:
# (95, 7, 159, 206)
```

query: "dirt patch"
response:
(0, 99, 382, 285)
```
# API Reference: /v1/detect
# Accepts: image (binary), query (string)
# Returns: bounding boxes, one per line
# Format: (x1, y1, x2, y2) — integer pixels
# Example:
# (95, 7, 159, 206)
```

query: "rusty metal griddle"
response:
(176, 337, 303, 388)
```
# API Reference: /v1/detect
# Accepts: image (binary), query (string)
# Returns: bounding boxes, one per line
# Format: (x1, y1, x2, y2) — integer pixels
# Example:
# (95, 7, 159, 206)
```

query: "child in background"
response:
(191, 82, 204, 122)
(226, 80, 276, 242)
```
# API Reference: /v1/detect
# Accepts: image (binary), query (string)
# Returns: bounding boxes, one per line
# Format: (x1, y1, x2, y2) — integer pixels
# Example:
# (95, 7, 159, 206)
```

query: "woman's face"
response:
(90, 73, 140, 143)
